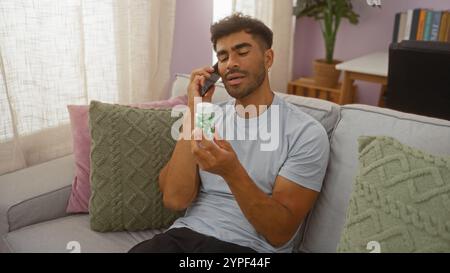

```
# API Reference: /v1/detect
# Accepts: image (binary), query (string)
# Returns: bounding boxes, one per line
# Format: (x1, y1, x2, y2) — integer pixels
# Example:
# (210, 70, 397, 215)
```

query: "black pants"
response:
(128, 227, 257, 253)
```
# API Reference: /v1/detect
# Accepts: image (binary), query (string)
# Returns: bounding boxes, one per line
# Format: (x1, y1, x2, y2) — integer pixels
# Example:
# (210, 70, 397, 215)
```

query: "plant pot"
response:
(313, 59, 342, 88)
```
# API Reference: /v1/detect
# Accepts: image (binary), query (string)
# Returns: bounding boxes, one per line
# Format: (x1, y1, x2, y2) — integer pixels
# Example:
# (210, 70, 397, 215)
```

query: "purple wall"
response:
(293, 0, 450, 105)
(170, 0, 213, 89)
(169, 0, 449, 104)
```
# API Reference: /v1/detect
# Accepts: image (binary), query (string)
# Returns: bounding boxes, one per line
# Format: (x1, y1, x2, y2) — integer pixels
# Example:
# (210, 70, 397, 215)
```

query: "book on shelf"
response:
(438, 12, 448, 41)
(392, 12, 401, 43)
(404, 9, 413, 41)
(397, 12, 407, 43)
(423, 10, 433, 41)
(393, 8, 450, 43)
(430, 11, 442, 41)
(416, 9, 427, 40)
(409, 9, 421, 40)
(445, 12, 450, 42)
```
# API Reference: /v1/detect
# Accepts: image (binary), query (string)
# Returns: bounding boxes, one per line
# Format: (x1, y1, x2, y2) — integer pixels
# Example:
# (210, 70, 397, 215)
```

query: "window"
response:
(212, 0, 256, 64)
(0, 1, 118, 142)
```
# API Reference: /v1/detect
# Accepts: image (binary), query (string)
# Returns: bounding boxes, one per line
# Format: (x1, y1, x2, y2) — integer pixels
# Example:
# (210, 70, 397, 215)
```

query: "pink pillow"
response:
(66, 95, 188, 213)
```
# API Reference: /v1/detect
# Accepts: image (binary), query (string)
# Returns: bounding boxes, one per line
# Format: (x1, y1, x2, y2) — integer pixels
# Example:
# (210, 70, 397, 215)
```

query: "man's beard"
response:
(224, 63, 266, 100)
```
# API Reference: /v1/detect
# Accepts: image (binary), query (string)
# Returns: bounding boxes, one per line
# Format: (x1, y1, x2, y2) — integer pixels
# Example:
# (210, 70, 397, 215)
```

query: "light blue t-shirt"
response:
(170, 93, 330, 253)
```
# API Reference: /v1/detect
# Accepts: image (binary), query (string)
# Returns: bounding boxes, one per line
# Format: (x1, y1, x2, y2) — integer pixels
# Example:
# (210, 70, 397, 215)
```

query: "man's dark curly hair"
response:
(210, 13, 273, 52)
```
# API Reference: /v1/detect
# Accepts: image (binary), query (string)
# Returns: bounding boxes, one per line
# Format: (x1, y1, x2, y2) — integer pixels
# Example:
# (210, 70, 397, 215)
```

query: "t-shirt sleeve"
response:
(278, 122, 330, 192)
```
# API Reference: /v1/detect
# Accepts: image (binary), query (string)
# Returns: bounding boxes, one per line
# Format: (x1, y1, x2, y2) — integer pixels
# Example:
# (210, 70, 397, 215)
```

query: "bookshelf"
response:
(393, 9, 450, 43)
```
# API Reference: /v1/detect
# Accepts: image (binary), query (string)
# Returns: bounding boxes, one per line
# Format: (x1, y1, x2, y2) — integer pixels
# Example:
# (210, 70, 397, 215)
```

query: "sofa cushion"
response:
(300, 104, 450, 252)
(0, 155, 75, 252)
(276, 93, 340, 138)
(89, 101, 184, 232)
(66, 95, 188, 213)
(338, 136, 450, 253)
(2, 214, 162, 252)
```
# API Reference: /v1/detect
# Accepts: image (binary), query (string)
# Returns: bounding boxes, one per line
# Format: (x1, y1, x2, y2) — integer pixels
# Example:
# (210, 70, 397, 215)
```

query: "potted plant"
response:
(294, 0, 359, 88)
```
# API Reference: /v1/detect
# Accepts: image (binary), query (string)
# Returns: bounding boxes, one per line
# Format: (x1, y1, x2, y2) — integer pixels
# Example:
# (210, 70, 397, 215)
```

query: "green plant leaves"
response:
(293, 0, 360, 63)
(293, 0, 359, 24)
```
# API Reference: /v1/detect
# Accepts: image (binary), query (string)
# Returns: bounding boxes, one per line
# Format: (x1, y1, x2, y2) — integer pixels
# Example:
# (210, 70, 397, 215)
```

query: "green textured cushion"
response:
(338, 136, 450, 253)
(88, 101, 184, 232)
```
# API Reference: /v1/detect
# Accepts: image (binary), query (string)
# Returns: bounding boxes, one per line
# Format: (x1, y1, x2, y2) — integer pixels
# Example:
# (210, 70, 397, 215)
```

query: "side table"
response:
(336, 51, 388, 106)
(287, 77, 356, 105)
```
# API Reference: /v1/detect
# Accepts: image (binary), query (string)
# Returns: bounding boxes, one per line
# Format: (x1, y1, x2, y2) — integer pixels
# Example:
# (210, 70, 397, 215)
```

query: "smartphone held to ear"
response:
(200, 62, 220, 97)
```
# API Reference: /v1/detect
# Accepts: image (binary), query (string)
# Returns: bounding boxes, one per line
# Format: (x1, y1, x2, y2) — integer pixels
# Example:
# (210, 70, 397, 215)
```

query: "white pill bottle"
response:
(195, 102, 216, 139)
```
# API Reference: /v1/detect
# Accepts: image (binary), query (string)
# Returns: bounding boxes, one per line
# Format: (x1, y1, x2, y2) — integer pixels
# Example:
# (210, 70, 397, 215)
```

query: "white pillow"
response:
(170, 74, 232, 104)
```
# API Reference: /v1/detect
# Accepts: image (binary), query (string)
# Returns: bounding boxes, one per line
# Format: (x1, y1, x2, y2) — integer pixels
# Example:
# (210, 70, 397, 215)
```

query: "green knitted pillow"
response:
(338, 136, 450, 253)
(88, 101, 184, 232)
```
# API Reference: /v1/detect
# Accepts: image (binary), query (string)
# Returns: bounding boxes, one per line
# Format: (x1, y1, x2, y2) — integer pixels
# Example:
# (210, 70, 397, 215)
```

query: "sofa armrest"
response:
(0, 155, 74, 240)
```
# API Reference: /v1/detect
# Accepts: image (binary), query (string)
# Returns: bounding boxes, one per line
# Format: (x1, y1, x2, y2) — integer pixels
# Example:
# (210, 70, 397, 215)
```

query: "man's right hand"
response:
(187, 66, 217, 108)
(160, 66, 218, 210)
(180, 66, 217, 141)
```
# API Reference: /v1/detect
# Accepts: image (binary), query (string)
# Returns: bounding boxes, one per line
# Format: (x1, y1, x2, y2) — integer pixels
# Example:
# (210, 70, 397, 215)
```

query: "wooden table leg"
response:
(378, 84, 387, 107)
(339, 71, 354, 105)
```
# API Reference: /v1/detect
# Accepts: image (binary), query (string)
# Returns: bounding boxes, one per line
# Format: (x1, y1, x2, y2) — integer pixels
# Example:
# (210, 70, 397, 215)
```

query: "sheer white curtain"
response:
(0, 0, 176, 175)
(234, 0, 296, 93)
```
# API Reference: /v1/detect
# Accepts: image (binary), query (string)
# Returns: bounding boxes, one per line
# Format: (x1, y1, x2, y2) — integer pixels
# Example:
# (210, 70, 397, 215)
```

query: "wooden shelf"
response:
(287, 77, 356, 105)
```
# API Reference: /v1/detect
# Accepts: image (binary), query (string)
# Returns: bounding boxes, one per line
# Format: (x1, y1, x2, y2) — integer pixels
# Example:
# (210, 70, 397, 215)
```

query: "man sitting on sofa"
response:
(129, 13, 329, 253)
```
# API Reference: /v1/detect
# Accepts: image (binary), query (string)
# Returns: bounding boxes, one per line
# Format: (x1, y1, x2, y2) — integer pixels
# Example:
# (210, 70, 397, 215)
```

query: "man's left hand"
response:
(191, 128, 241, 179)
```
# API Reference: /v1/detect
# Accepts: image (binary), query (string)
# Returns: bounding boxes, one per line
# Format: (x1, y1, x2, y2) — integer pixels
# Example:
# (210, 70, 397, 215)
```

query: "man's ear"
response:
(264, 49, 274, 70)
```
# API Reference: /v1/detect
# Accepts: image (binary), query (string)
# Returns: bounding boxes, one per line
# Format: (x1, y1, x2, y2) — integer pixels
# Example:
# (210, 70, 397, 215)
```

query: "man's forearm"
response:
(222, 165, 298, 247)
(160, 113, 199, 210)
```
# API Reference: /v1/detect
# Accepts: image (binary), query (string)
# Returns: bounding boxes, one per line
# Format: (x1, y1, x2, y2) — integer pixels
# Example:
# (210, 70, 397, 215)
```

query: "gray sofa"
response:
(1, 75, 450, 253)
